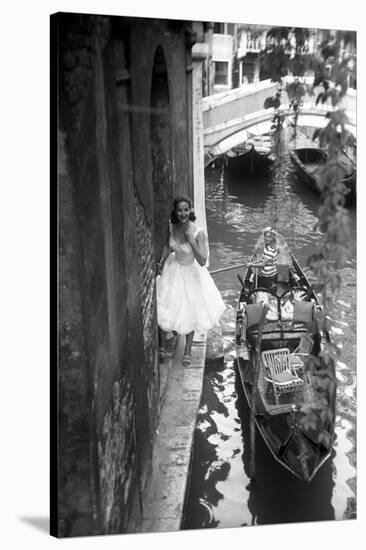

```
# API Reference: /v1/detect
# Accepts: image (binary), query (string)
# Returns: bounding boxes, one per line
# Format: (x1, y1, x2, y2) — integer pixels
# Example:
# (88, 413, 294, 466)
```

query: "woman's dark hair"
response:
(170, 195, 196, 224)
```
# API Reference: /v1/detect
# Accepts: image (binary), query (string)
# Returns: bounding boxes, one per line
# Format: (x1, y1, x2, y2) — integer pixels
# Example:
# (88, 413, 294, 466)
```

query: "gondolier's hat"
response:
(264, 226, 276, 235)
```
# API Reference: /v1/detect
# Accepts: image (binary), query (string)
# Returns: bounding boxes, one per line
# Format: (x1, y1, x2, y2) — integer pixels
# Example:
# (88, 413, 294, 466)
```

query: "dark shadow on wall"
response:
(151, 45, 173, 260)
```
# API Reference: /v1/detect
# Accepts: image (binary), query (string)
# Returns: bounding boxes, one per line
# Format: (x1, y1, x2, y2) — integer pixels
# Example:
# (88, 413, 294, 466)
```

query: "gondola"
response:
(289, 147, 356, 205)
(226, 135, 275, 177)
(235, 234, 336, 482)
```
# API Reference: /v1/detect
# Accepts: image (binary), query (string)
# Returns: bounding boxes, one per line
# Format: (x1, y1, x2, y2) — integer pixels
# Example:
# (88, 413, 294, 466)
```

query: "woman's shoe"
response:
(182, 354, 192, 366)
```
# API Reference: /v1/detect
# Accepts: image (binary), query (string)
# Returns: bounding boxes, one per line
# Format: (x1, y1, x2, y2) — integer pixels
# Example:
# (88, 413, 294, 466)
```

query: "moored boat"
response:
(235, 232, 336, 482)
(289, 147, 356, 205)
(226, 134, 275, 177)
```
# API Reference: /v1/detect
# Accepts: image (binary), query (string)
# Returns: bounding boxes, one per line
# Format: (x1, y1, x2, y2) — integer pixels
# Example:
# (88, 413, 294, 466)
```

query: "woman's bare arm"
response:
(157, 224, 172, 274)
(159, 244, 171, 264)
(185, 227, 207, 266)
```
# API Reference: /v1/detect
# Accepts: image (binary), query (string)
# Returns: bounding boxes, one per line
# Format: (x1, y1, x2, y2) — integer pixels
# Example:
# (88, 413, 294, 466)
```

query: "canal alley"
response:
(54, 13, 357, 537)
(183, 141, 356, 528)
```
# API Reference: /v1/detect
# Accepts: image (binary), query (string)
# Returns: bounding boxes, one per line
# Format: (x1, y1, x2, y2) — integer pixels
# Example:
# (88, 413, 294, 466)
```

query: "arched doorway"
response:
(150, 46, 173, 260)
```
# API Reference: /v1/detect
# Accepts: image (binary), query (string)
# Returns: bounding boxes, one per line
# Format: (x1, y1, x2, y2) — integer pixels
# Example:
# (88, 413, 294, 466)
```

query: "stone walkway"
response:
(139, 332, 207, 533)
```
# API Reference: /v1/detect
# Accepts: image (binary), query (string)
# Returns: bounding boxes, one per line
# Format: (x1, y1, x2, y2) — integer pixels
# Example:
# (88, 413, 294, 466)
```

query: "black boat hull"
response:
(235, 252, 335, 482)
(226, 146, 273, 177)
(236, 359, 334, 481)
(290, 147, 356, 206)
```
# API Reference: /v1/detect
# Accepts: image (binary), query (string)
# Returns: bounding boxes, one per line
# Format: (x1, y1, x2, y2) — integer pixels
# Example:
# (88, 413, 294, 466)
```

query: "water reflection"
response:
(183, 142, 356, 529)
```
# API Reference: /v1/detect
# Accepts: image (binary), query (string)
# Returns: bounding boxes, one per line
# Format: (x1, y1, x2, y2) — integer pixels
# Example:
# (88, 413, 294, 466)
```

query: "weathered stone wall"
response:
(57, 129, 98, 537)
(54, 12, 194, 537)
(135, 191, 159, 411)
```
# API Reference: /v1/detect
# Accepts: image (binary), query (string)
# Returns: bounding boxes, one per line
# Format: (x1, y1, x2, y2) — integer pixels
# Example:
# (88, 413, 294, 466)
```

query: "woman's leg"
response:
(182, 331, 194, 364)
(159, 329, 168, 359)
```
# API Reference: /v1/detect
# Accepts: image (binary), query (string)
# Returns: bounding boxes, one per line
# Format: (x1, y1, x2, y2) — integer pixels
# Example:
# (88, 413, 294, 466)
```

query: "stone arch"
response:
(150, 45, 173, 260)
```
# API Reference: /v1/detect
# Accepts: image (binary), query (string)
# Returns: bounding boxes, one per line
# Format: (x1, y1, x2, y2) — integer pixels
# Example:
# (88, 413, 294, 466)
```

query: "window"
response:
(214, 23, 225, 34)
(213, 22, 234, 35)
(242, 62, 255, 83)
(214, 61, 229, 86)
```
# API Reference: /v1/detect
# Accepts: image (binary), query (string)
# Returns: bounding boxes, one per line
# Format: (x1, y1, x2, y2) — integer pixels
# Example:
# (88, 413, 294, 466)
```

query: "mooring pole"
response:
(249, 304, 268, 484)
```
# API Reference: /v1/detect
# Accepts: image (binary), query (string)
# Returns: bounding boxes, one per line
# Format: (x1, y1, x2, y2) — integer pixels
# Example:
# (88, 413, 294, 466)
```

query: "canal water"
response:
(183, 136, 356, 528)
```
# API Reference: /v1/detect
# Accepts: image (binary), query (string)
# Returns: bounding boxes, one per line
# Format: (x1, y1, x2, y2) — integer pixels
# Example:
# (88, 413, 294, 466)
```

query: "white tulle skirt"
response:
(156, 253, 226, 335)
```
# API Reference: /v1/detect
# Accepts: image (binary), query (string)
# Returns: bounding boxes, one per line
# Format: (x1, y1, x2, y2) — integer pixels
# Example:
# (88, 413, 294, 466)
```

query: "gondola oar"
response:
(237, 274, 245, 287)
(249, 303, 268, 484)
(209, 262, 249, 275)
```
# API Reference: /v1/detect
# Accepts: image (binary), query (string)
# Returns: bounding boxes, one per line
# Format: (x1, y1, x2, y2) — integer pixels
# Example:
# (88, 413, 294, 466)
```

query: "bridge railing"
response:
(203, 79, 356, 158)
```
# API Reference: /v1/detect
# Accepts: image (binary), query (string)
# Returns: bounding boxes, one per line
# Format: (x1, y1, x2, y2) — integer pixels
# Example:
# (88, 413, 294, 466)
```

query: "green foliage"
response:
(260, 26, 356, 444)
(299, 353, 337, 439)
(264, 92, 281, 110)
(293, 27, 311, 52)
(266, 26, 290, 42)
(260, 45, 289, 81)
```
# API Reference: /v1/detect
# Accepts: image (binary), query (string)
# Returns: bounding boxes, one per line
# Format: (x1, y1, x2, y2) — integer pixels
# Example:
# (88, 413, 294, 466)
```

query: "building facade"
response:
(53, 13, 203, 537)
(205, 24, 357, 97)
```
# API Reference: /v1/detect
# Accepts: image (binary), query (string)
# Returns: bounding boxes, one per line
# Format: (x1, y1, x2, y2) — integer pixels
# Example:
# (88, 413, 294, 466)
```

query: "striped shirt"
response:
(259, 245, 278, 277)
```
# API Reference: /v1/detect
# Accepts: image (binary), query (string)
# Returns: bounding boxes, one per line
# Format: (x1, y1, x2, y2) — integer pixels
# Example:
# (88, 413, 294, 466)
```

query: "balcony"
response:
(237, 31, 265, 58)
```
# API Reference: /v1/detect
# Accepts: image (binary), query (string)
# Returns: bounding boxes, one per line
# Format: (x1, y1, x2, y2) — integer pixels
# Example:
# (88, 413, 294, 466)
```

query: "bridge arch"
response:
(202, 80, 356, 161)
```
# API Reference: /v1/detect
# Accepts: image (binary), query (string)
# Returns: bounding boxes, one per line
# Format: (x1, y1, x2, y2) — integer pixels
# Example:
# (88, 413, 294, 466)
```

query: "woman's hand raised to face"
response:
(184, 226, 196, 245)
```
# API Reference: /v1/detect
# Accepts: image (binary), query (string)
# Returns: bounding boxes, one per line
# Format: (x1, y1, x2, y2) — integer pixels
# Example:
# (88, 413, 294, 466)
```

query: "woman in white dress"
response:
(156, 196, 226, 366)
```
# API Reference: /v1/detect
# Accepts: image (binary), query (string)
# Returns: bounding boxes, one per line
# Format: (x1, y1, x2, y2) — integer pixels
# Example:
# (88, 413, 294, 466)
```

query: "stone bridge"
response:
(202, 78, 356, 162)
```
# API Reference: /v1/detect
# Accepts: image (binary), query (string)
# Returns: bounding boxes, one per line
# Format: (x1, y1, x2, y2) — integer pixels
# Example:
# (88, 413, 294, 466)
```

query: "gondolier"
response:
(247, 226, 279, 290)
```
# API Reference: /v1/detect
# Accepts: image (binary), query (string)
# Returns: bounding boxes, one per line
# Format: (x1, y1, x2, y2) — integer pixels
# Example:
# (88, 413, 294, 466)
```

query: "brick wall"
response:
(135, 190, 159, 396)
(98, 378, 141, 533)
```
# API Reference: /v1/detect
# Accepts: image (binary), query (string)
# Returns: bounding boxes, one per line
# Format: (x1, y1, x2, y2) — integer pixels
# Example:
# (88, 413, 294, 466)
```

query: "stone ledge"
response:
(139, 332, 207, 533)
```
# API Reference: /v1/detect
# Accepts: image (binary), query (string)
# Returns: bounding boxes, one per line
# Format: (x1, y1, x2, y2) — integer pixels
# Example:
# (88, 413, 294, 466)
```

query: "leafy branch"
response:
(260, 27, 356, 441)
